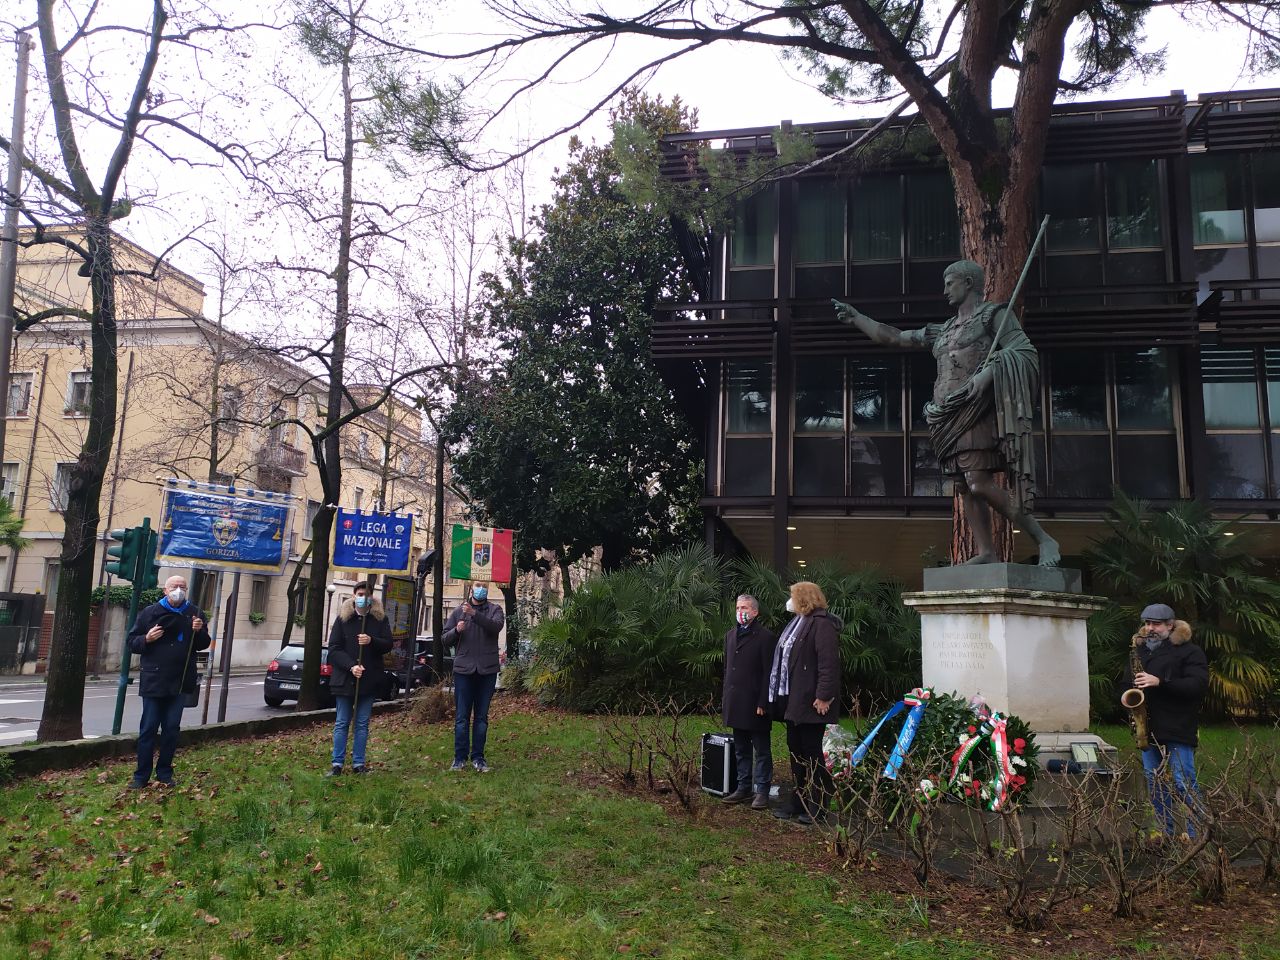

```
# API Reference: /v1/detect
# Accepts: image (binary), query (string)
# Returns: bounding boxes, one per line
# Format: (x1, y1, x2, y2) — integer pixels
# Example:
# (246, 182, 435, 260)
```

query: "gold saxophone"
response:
(1121, 628, 1150, 745)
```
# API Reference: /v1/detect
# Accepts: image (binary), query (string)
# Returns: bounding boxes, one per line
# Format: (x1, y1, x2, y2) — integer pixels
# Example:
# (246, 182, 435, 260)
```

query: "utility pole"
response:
(0, 30, 35, 487)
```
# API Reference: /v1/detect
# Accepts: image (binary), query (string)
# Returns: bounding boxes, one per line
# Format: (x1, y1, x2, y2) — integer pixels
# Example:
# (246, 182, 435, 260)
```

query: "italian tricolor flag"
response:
(449, 525, 514, 583)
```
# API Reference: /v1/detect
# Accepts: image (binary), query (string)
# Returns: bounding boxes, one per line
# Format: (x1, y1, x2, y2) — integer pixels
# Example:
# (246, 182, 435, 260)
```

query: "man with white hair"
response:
(126, 574, 212, 789)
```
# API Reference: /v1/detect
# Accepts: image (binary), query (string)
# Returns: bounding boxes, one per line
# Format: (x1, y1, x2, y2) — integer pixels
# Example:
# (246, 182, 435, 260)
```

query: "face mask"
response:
(736, 610, 753, 626)
(785, 597, 796, 614)
(471, 586, 488, 603)
(167, 588, 186, 606)
(355, 595, 370, 610)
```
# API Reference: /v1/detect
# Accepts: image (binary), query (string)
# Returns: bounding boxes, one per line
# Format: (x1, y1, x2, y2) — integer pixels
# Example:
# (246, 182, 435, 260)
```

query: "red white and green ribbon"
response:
(985, 716, 1017, 811)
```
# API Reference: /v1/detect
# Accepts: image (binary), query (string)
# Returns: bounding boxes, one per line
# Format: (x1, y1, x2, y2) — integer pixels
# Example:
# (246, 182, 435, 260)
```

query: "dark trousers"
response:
(454, 671, 498, 763)
(731, 727, 773, 793)
(135, 694, 186, 784)
(786, 721, 833, 815)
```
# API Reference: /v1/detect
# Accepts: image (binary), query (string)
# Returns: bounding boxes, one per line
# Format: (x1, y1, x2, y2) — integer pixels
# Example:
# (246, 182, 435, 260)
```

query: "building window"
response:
(723, 361, 773, 497)
(219, 386, 242, 433)
(42, 560, 60, 608)
(250, 576, 270, 616)
(849, 357, 904, 497)
(795, 179, 844, 265)
(51, 462, 75, 511)
(908, 172, 960, 260)
(1191, 154, 1247, 245)
(191, 570, 218, 614)
(354, 487, 365, 511)
(1191, 149, 1280, 286)
(793, 358, 843, 496)
(1044, 164, 1101, 252)
(1202, 346, 1266, 499)
(7, 372, 33, 418)
(357, 432, 370, 459)
(304, 499, 321, 538)
(730, 188, 776, 267)
(1, 462, 18, 506)
(1106, 159, 1163, 249)
(65, 371, 90, 415)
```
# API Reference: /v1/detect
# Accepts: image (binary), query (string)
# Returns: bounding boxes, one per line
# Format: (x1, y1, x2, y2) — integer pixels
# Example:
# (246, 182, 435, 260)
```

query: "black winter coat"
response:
(721, 620, 777, 732)
(127, 600, 212, 698)
(445, 600, 505, 675)
(327, 598, 394, 699)
(1123, 620, 1208, 747)
(781, 609, 842, 726)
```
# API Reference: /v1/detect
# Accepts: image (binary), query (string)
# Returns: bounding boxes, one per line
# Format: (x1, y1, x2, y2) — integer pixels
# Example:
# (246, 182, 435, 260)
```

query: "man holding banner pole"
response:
(445, 582, 506, 773)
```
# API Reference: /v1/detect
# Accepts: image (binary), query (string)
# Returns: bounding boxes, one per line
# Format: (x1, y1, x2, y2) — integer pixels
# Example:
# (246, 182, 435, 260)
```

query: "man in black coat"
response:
(1128, 602, 1209, 838)
(445, 583, 506, 773)
(720, 594, 777, 810)
(127, 574, 212, 789)
(327, 581, 394, 776)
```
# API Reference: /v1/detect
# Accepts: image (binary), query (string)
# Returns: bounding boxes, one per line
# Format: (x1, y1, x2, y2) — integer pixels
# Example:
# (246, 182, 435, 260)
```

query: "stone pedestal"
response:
(902, 564, 1105, 734)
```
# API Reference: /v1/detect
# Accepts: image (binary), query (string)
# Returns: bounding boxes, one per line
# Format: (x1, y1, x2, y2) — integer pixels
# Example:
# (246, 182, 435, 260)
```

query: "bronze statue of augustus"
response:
(833, 259, 1060, 567)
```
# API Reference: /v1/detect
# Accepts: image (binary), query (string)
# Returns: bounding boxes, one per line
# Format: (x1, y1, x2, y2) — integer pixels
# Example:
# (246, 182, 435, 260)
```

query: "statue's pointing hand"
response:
(832, 299, 865, 325)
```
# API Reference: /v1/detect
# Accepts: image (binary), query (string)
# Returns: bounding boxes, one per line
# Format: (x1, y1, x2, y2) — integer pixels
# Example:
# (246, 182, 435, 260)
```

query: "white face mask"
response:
(168, 588, 187, 606)
(785, 597, 796, 614)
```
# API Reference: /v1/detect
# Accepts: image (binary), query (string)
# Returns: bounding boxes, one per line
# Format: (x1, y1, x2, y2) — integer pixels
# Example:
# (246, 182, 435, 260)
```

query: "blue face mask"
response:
(471, 586, 488, 603)
(355, 595, 370, 611)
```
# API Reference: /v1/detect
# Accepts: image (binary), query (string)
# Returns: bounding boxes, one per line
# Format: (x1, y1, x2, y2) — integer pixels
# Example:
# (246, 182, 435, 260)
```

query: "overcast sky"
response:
(4, 1, 1279, 321)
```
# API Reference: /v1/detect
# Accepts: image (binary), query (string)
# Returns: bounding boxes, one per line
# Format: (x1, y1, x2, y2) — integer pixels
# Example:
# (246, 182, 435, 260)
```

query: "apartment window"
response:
(65, 371, 90, 415)
(43, 560, 60, 608)
(849, 357, 904, 497)
(795, 179, 844, 265)
(1191, 149, 1280, 285)
(1, 462, 18, 506)
(1044, 164, 1101, 252)
(51, 462, 75, 511)
(7, 372, 32, 417)
(218, 386, 242, 433)
(250, 576, 270, 616)
(357, 432, 370, 459)
(1202, 346, 1265, 499)
(191, 570, 218, 614)
(908, 172, 961, 260)
(1106, 159, 1163, 249)
(303, 499, 321, 539)
(354, 487, 365, 511)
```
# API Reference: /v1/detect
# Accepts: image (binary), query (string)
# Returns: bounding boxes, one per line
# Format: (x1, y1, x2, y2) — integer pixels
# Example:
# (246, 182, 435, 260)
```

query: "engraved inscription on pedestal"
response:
(937, 630, 991, 672)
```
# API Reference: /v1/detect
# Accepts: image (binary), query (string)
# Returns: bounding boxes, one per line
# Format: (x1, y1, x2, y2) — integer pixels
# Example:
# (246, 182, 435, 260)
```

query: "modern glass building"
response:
(653, 89, 1280, 585)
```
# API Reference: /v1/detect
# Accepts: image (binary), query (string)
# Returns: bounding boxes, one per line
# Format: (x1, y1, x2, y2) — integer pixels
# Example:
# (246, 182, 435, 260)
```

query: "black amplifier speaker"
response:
(700, 732, 738, 796)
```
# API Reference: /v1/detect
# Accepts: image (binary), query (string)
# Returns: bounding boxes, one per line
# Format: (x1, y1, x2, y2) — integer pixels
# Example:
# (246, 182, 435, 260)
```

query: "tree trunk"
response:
(558, 557, 574, 598)
(38, 218, 118, 741)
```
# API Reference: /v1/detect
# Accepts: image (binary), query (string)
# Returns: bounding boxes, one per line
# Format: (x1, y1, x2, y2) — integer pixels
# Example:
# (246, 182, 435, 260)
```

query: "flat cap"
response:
(1140, 603, 1175, 621)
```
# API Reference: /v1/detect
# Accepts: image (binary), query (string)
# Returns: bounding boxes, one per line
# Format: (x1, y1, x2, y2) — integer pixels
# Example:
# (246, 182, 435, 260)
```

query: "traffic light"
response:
(105, 526, 144, 581)
(139, 528, 160, 590)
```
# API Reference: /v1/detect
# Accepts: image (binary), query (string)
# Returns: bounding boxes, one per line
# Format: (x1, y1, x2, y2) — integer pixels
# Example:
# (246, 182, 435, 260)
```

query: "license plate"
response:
(277, 682, 300, 691)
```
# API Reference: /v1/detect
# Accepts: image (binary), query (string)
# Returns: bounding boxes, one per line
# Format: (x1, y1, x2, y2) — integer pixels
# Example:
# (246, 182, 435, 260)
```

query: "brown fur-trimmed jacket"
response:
(1125, 620, 1209, 747)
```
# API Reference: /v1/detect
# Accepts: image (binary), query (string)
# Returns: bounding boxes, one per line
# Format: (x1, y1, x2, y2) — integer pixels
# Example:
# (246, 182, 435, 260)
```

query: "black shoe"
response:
(126, 778, 147, 790)
(793, 813, 815, 826)
(326, 765, 343, 778)
(751, 792, 770, 810)
(352, 765, 366, 775)
(720, 787, 752, 805)
(772, 807, 797, 821)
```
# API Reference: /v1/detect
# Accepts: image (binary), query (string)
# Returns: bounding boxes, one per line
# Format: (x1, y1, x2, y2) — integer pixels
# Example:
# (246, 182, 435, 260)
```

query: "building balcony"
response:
(258, 441, 307, 477)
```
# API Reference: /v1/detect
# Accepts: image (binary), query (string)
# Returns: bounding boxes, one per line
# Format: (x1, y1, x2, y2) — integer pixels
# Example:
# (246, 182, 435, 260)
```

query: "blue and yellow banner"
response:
(157, 482, 294, 574)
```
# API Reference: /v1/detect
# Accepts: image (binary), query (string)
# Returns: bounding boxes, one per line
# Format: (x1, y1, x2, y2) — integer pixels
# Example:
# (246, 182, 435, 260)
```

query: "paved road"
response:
(0, 670, 294, 746)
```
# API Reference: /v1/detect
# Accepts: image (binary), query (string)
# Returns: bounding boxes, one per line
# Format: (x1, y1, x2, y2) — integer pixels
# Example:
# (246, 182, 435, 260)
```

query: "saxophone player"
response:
(1126, 603, 1209, 839)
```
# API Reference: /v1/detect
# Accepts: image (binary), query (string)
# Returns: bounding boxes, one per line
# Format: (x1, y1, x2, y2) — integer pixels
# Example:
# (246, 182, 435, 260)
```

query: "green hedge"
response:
(89, 585, 163, 609)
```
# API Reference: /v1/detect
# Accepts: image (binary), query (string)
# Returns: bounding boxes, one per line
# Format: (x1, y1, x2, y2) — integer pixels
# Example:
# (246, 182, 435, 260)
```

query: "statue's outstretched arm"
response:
(832, 299, 917, 349)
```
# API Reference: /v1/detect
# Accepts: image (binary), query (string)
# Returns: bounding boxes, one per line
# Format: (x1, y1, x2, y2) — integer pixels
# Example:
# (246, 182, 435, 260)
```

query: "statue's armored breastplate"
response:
(933, 308, 994, 389)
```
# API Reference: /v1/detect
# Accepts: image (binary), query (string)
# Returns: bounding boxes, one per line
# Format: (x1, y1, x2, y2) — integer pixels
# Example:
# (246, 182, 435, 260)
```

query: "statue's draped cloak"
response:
(919, 303, 1039, 513)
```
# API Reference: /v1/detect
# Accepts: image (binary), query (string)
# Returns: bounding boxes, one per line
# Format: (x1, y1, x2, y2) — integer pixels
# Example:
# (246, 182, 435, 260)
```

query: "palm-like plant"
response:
(1084, 490, 1280, 715)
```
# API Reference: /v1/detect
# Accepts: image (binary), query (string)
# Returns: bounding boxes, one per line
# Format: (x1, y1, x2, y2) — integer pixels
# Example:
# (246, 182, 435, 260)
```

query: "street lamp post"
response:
(325, 583, 336, 631)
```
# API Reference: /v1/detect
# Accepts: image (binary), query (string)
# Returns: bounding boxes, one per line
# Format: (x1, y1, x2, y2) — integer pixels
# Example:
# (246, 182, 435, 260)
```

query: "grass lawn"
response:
(0, 703, 1277, 960)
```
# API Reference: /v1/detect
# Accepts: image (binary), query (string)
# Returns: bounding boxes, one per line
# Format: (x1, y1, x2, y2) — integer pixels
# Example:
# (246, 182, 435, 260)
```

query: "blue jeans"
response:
(731, 727, 773, 794)
(135, 694, 186, 784)
(1141, 742, 1204, 837)
(454, 672, 498, 763)
(332, 694, 375, 768)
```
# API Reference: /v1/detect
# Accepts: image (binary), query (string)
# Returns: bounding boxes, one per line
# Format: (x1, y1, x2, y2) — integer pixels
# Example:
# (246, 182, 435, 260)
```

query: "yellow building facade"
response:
(7, 228, 467, 671)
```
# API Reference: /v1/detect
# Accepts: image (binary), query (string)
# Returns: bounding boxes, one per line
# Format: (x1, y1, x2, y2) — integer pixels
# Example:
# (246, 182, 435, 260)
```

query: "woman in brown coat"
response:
(767, 581, 841, 825)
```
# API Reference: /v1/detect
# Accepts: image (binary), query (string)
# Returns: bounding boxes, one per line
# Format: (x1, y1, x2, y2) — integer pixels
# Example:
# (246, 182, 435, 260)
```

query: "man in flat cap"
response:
(1128, 603, 1209, 838)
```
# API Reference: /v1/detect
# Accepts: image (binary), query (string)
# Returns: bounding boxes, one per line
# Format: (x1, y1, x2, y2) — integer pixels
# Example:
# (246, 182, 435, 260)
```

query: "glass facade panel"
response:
(1265, 348, 1280, 426)
(1106, 251, 1166, 286)
(849, 357, 902, 432)
(850, 262, 902, 299)
(910, 354, 934, 430)
(850, 436, 904, 497)
(1116, 435, 1179, 499)
(851, 174, 901, 261)
(1270, 435, 1280, 498)
(727, 361, 773, 434)
(1201, 348, 1259, 428)
(1194, 246, 1251, 285)
(723, 438, 772, 496)
(908, 172, 960, 258)
(1050, 435, 1112, 498)
(731, 188, 776, 267)
(1044, 163, 1100, 250)
(1190, 154, 1247, 245)
(1205, 435, 1266, 499)
(795, 358, 843, 432)
(794, 438, 844, 495)
(796, 179, 844, 264)
(1045, 253, 1104, 297)
(1051, 350, 1108, 430)
(911, 437, 947, 496)
(1107, 159, 1163, 249)
(1254, 151, 1280, 243)
(1115, 348, 1173, 429)
(795, 265, 844, 298)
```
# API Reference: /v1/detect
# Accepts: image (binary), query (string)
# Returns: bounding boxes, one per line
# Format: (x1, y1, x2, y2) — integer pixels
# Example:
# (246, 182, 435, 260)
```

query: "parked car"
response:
(266, 643, 405, 707)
